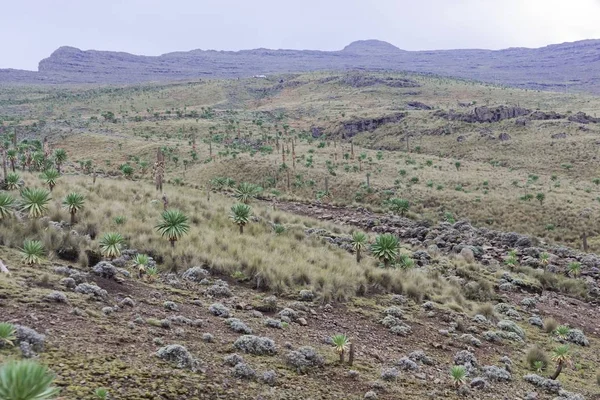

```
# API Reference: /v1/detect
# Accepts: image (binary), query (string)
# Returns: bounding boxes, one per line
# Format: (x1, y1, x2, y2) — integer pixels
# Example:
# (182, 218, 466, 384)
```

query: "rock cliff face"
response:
(2, 39, 600, 93)
(338, 113, 407, 138)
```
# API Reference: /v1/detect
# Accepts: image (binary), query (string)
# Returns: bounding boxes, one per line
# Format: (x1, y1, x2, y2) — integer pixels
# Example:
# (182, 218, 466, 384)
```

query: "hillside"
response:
(1, 39, 600, 93)
(2, 71, 600, 399)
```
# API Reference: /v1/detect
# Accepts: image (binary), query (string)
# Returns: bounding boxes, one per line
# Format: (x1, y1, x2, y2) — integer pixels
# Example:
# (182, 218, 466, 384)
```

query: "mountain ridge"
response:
(2, 39, 600, 93)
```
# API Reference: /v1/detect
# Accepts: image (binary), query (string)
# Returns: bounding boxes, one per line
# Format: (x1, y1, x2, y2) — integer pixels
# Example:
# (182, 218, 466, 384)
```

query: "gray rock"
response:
(202, 333, 214, 343)
(207, 283, 232, 298)
(299, 289, 314, 301)
(470, 377, 487, 390)
(264, 318, 285, 329)
(364, 391, 378, 399)
(523, 374, 562, 394)
(528, 316, 543, 328)
(566, 329, 589, 346)
(163, 301, 178, 311)
(59, 277, 76, 289)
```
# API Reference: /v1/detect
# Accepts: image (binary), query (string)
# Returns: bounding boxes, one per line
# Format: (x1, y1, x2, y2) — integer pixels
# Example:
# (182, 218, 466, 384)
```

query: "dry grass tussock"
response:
(0, 173, 470, 302)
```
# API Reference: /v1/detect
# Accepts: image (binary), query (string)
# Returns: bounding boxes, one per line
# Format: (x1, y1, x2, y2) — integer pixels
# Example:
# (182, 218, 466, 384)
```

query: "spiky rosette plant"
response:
(0, 360, 60, 400)
(20, 240, 45, 265)
(19, 187, 51, 218)
(62, 192, 85, 225)
(351, 231, 368, 263)
(230, 203, 251, 234)
(0, 193, 14, 220)
(371, 233, 399, 268)
(99, 232, 125, 259)
(155, 209, 190, 247)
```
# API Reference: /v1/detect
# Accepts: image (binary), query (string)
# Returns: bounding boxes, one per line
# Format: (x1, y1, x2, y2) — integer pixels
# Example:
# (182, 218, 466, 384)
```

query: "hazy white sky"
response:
(2, 0, 600, 70)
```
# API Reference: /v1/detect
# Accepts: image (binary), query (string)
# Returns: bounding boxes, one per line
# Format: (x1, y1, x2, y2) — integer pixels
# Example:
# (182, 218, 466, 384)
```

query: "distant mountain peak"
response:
(341, 40, 402, 53)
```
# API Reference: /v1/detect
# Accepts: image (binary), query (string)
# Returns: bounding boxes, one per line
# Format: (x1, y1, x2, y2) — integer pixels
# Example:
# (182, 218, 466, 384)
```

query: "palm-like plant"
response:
(351, 231, 368, 263)
(53, 149, 67, 174)
(533, 360, 545, 373)
(20, 187, 51, 218)
(5, 173, 20, 191)
(371, 233, 399, 268)
(273, 224, 285, 235)
(567, 261, 582, 277)
(230, 203, 251, 234)
(550, 345, 572, 380)
(539, 252, 550, 267)
(155, 209, 190, 247)
(99, 232, 125, 259)
(0, 322, 16, 347)
(554, 325, 570, 339)
(21, 240, 45, 265)
(0, 360, 60, 400)
(536, 192, 545, 206)
(396, 253, 415, 269)
(62, 192, 85, 225)
(234, 182, 261, 204)
(0, 193, 14, 220)
(6, 149, 17, 172)
(94, 387, 108, 399)
(146, 265, 159, 281)
(450, 365, 467, 387)
(40, 169, 60, 191)
(389, 198, 410, 217)
(331, 334, 351, 363)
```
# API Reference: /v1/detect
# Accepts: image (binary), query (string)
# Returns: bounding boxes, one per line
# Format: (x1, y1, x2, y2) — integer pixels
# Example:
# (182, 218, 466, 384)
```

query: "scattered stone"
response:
(234, 335, 277, 355)
(391, 294, 408, 304)
(102, 306, 115, 315)
(156, 344, 201, 372)
(565, 329, 589, 346)
(71, 308, 86, 317)
(347, 370, 360, 380)
(422, 301, 434, 310)
(163, 301, 179, 311)
(470, 377, 487, 390)
(120, 297, 135, 308)
(364, 391, 378, 399)
(472, 314, 488, 324)
(285, 346, 324, 372)
(528, 316, 543, 328)
(202, 333, 214, 343)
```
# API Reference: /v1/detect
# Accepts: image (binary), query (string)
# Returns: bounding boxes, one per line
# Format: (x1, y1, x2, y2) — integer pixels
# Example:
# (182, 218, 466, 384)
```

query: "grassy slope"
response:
(3, 72, 598, 250)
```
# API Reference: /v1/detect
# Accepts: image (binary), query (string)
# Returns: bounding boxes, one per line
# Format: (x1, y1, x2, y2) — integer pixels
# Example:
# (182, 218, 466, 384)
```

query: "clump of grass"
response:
(526, 345, 549, 371)
(544, 317, 558, 334)
(474, 303, 497, 321)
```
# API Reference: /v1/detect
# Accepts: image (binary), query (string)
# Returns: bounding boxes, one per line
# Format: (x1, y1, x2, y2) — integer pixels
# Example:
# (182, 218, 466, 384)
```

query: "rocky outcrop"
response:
(568, 112, 600, 124)
(338, 113, 406, 138)
(340, 73, 419, 88)
(437, 106, 531, 123)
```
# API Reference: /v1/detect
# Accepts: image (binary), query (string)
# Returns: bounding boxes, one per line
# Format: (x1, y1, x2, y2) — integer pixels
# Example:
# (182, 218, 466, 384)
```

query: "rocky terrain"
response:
(2, 39, 600, 93)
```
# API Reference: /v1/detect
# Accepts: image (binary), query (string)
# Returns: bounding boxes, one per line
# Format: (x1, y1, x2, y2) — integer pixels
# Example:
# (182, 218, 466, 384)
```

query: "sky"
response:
(2, 0, 600, 70)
